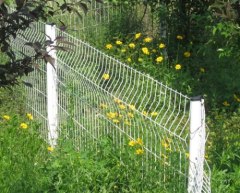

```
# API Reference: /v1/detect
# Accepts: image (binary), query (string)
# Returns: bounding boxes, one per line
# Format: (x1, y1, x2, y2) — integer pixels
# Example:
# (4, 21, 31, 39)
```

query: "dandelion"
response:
(124, 120, 131, 126)
(116, 40, 123, 45)
(135, 148, 144, 155)
(129, 104, 136, 110)
(175, 64, 182, 70)
(129, 43, 136, 49)
(105, 44, 113, 49)
(159, 43, 166, 49)
(127, 58, 132, 62)
(119, 104, 126, 110)
(102, 73, 110, 80)
(112, 119, 120, 124)
(20, 123, 28, 129)
(176, 35, 183, 40)
(138, 58, 143, 62)
(128, 140, 136, 147)
(2, 115, 10, 120)
(121, 49, 126, 53)
(144, 37, 152, 43)
(184, 51, 191, 58)
(47, 146, 54, 152)
(185, 153, 190, 159)
(135, 33, 141, 39)
(223, 101, 230, 107)
(106, 112, 117, 119)
(162, 141, 169, 149)
(156, 56, 164, 63)
(26, 113, 33, 120)
(100, 103, 108, 109)
(114, 98, 122, 104)
(136, 138, 143, 145)
(142, 111, 148, 116)
(127, 112, 134, 118)
(142, 47, 150, 55)
(150, 112, 158, 117)
(200, 67, 205, 73)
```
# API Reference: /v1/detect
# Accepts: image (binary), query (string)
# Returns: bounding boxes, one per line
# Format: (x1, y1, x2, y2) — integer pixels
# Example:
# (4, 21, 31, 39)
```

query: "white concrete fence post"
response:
(46, 24, 58, 147)
(188, 96, 206, 193)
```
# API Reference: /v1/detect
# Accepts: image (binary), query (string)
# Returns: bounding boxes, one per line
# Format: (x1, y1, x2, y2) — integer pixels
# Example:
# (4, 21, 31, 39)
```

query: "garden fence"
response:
(10, 3, 211, 193)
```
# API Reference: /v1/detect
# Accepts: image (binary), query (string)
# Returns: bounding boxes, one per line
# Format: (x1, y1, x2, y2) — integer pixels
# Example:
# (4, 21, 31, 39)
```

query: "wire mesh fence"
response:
(9, 2, 211, 192)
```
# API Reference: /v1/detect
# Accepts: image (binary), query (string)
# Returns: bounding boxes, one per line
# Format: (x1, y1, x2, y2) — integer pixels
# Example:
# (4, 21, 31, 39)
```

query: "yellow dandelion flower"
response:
(116, 40, 123, 45)
(119, 104, 126, 110)
(27, 113, 33, 120)
(106, 112, 117, 119)
(142, 47, 150, 55)
(159, 43, 166, 49)
(20, 123, 28, 129)
(128, 140, 136, 147)
(138, 58, 143, 62)
(105, 44, 113, 49)
(114, 98, 122, 104)
(127, 58, 132, 62)
(135, 148, 144, 155)
(176, 35, 183, 40)
(124, 120, 131, 126)
(112, 119, 120, 124)
(200, 67, 205, 73)
(142, 111, 148, 116)
(161, 141, 169, 149)
(175, 64, 182, 70)
(184, 51, 191, 58)
(3, 115, 10, 120)
(156, 56, 164, 63)
(136, 138, 143, 145)
(144, 37, 152, 43)
(129, 43, 136, 49)
(121, 49, 126, 53)
(129, 104, 136, 111)
(100, 103, 108, 109)
(152, 49, 157, 53)
(185, 153, 190, 159)
(127, 112, 134, 118)
(102, 73, 110, 80)
(150, 112, 158, 117)
(135, 33, 141, 39)
(223, 101, 230, 107)
(47, 146, 54, 152)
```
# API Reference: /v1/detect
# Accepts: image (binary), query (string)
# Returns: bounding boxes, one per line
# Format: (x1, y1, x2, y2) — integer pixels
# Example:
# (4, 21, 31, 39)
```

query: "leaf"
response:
(22, 81, 33, 88)
(44, 55, 55, 69)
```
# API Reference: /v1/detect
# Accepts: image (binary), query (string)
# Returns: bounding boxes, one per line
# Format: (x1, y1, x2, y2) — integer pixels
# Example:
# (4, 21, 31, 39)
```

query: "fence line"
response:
(9, 4, 211, 193)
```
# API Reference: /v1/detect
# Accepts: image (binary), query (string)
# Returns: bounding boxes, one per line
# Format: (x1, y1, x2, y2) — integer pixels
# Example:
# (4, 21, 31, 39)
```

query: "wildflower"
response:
(27, 113, 33, 120)
(159, 43, 166, 49)
(124, 120, 131, 126)
(112, 119, 120, 124)
(47, 146, 54, 152)
(135, 33, 141, 39)
(135, 148, 144, 155)
(185, 153, 190, 159)
(102, 73, 110, 80)
(142, 47, 150, 55)
(119, 104, 126, 110)
(200, 67, 205, 73)
(100, 103, 108, 109)
(106, 112, 117, 119)
(136, 138, 143, 145)
(156, 56, 163, 63)
(138, 58, 143, 62)
(223, 101, 230, 107)
(128, 140, 136, 147)
(121, 49, 126, 53)
(184, 51, 191, 58)
(161, 141, 169, 149)
(127, 112, 134, 118)
(176, 35, 183, 40)
(114, 98, 122, 104)
(142, 111, 148, 116)
(175, 64, 182, 70)
(20, 123, 28, 129)
(127, 58, 132, 62)
(129, 104, 136, 110)
(144, 37, 152, 43)
(152, 49, 156, 53)
(116, 40, 123, 45)
(3, 115, 10, 120)
(150, 112, 158, 117)
(105, 44, 113, 49)
(129, 43, 136, 49)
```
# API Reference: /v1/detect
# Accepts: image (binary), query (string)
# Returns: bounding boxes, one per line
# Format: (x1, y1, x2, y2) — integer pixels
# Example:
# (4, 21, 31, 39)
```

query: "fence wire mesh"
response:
(9, 3, 211, 192)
